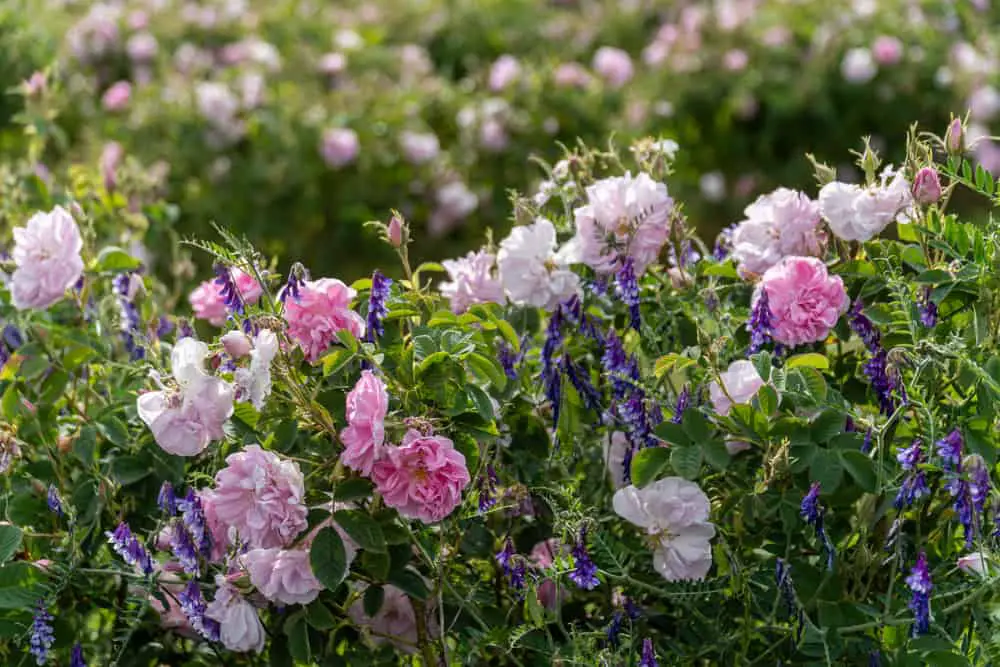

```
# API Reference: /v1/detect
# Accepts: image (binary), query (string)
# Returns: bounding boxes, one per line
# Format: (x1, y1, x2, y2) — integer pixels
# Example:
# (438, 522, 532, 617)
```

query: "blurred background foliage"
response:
(2, 0, 999, 278)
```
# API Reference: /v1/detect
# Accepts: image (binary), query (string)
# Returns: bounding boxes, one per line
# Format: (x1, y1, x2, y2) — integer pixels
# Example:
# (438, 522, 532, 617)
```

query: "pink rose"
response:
(10, 206, 84, 310)
(242, 547, 322, 605)
(199, 489, 231, 561)
(348, 584, 437, 653)
(872, 36, 903, 66)
(439, 250, 504, 314)
(189, 269, 263, 326)
(592, 47, 634, 88)
(756, 256, 849, 347)
(572, 173, 674, 275)
(372, 430, 471, 523)
(709, 360, 764, 417)
(339, 370, 389, 476)
(488, 54, 520, 91)
(101, 80, 132, 111)
(554, 62, 591, 88)
(208, 445, 308, 549)
(100, 141, 124, 192)
(730, 188, 824, 277)
(205, 576, 266, 653)
(530, 539, 564, 609)
(320, 128, 359, 168)
(284, 277, 365, 362)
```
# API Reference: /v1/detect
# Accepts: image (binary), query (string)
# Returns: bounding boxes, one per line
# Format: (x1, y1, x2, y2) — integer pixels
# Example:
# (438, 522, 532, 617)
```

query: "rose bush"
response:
(2, 110, 1000, 667)
(5, 0, 1000, 277)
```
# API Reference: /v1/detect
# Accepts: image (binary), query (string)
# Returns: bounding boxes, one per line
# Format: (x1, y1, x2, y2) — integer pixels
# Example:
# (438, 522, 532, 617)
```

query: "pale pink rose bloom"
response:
(284, 278, 365, 362)
(756, 256, 849, 347)
(958, 552, 989, 576)
(318, 51, 347, 76)
(439, 250, 504, 314)
(497, 218, 580, 310)
(730, 188, 824, 277)
(572, 172, 674, 275)
(429, 181, 478, 237)
(530, 539, 564, 609)
(150, 569, 196, 635)
(221, 330, 252, 359)
(102, 81, 132, 111)
(592, 47, 634, 88)
(723, 49, 749, 71)
(554, 62, 591, 88)
(126, 32, 158, 63)
(206, 576, 266, 653)
(320, 128, 360, 168)
(233, 329, 279, 410)
(479, 118, 509, 152)
(200, 489, 232, 562)
(188, 269, 263, 326)
(339, 370, 389, 476)
(242, 547, 322, 605)
(136, 338, 234, 457)
(399, 131, 440, 165)
(372, 429, 471, 523)
(100, 141, 124, 192)
(10, 206, 84, 310)
(603, 431, 629, 489)
(348, 584, 425, 652)
(819, 167, 913, 241)
(841, 47, 876, 83)
(613, 477, 715, 582)
(969, 85, 1000, 122)
(872, 36, 903, 65)
(209, 444, 309, 549)
(709, 360, 764, 417)
(488, 54, 520, 91)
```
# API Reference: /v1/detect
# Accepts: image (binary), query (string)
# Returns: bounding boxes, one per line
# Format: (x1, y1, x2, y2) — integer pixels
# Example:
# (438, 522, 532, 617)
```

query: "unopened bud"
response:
(946, 118, 964, 154)
(69, 201, 85, 219)
(220, 330, 252, 359)
(912, 167, 942, 204)
(387, 215, 404, 248)
(24, 72, 46, 98)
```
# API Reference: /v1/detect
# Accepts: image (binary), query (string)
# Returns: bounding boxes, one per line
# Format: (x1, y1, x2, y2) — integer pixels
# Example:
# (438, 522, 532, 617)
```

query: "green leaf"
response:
(671, 445, 703, 480)
(681, 409, 711, 443)
(285, 613, 311, 663)
(755, 385, 779, 416)
(0, 526, 23, 563)
(111, 456, 151, 485)
(467, 353, 507, 390)
(794, 367, 828, 403)
(630, 446, 671, 487)
(322, 348, 355, 377)
(73, 426, 97, 465)
(334, 510, 387, 553)
(94, 246, 142, 272)
(811, 410, 846, 444)
(751, 352, 772, 382)
(653, 422, 690, 447)
(786, 353, 829, 370)
(810, 450, 843, 492)
(305, 601, 336, 630)
(97, 417, 129, 447)
(309, 527, 348, 592)
(465, 384, 495, 421)
(913, 269, 954, 284)
(703, 439, 731, 471)
(333, 478, 374, 502)
(335, 329, 359, 353)
(840, 450, 877, 492)
(387, 568, 429, 600)
(363, 585, 385, 617)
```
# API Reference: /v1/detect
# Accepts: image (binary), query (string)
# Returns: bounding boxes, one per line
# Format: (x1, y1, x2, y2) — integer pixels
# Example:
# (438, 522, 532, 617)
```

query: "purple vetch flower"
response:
(169, 520, 200, 575)
(775, 557, 796, 616)
(509, 559, 527, 591)
(968, 456, 991, 515)
(46, 485, 63, 518)
(157, 482, 177, 515)
(568, 527, 600, 590)
(70, 643, 86, 667)
(919, 287, 938, 328)
(895, 439, 930, 509)
(936, 429, 963, 472)
(29, 600, 54, 665)
(497, 340, 522, 380)
(496, 537, 516, 576)
(800, 482, 835, 570)
(278, 263, 308, 303)
(848, 300, 881, 352)
(713, 225, 735, 261)
(213, 264, 247, 318)
(671, 386, 690, 424)
(588, 276, 609, 296)
(605, 611, 625, 648)
(639, 638, 658, 667)
(478, 464, 498, 513)
(105, 522, 154, 575)
(949, 477, 975, 547)
(905, 551, 932, 636)
(113, 272, 145, 361)
(541, 307, 565, 429)
(862, 428, 873, 454)
(155, 316, 174, 339)
(177, 318, 195, 340)
(564, 356, 603, 417)
(602, 329, 637, 400)
(178, 580, 220, 641)
(563, 295, 605, 343)
(747, 287, 774, 354)
(177, 489, 211, 558)
(615, 256, 641, 331)
(868, 651, 881, 667)
(364, 270, 392, 344)
(863, 348, 895, 415)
